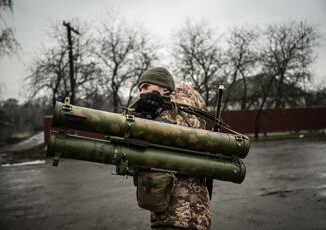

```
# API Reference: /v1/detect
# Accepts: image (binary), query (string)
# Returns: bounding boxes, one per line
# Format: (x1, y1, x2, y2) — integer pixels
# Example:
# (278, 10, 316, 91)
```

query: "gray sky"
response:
(1, 0, 326, 101)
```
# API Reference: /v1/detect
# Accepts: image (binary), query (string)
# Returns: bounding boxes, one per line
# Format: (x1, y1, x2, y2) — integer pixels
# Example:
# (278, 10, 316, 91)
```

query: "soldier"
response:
(132, 67, 211, 230)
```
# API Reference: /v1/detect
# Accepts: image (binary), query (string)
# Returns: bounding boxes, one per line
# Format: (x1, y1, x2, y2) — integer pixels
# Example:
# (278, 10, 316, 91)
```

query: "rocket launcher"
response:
(47, 98, 250, 184)
(47, 131, 246, 183)
(52, 98, 250, 159)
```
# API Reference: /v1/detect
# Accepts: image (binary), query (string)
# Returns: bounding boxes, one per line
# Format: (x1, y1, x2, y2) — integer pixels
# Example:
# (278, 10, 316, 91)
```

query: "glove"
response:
(135, 91, 164, 119)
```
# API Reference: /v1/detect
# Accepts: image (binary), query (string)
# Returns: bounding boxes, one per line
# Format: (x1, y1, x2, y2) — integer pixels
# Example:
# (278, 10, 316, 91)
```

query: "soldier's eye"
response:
(141, 84, 149, 90)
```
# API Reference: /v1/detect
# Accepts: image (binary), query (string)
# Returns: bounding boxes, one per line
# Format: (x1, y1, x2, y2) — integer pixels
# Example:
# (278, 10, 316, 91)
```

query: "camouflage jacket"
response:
(151, 84, 211, 230)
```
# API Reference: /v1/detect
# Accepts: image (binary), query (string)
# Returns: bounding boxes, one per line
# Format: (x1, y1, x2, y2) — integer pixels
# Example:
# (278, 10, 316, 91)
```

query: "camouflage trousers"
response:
(150, 176, 211, 230)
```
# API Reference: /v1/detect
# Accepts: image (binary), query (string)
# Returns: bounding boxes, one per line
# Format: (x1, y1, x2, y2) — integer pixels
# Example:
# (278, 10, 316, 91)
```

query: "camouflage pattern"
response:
(48, 86, 250, 230)
(136, 171, 175, 213)
(52, 99, 250, 159)
(151, 84, 211, 230)
(150, 177, 211, 230)
(160, 84, 207, 128)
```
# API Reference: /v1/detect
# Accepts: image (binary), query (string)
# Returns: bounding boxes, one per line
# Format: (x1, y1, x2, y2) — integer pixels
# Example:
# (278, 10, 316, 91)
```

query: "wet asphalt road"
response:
(1, 139, 326, 230)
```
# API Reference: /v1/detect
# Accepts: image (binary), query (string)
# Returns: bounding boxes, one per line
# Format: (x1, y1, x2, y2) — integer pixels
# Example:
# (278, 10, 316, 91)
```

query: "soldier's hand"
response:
(135, 91, 164, 119)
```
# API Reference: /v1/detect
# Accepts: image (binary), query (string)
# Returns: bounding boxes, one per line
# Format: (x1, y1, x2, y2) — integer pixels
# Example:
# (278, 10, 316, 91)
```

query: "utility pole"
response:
(63, 21, 80, 104)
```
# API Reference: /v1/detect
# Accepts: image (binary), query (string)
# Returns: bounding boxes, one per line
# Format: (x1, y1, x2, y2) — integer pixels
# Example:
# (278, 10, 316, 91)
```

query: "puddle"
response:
(319, 191, 326, 197)
(1, 160, 46, 167)
(260, 189, 293, 197)
(316, 185, 326, 189)
(319, 173, 326, 178)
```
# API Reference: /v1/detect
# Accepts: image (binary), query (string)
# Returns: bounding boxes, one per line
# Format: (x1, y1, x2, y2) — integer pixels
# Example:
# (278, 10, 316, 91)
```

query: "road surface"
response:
(1, 139, 326, 230)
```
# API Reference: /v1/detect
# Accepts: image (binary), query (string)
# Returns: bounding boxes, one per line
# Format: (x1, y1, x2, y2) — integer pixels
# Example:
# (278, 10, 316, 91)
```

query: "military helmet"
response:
(138, 67, 175, 92)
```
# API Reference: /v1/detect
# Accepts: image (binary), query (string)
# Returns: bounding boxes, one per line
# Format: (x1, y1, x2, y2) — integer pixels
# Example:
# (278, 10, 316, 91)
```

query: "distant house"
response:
(223, 74, 324, 110)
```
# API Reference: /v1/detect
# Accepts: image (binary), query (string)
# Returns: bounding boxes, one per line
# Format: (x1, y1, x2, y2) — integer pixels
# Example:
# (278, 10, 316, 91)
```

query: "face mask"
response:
(135, 91, 163, 119)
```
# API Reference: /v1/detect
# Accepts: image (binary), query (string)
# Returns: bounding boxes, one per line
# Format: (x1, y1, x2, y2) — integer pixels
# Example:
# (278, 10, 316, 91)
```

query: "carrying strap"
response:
(126, 96, 248, 139)
(161, 98, 247, 138)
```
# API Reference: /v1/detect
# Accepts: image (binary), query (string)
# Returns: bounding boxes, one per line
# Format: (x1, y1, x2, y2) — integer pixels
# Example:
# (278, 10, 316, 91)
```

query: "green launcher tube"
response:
(52, 100, 250, 158)
(47, 132, 246, 184)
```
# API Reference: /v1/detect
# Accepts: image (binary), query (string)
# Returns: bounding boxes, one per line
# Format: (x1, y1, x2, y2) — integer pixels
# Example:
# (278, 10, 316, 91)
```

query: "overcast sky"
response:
(1, 0, 326, 101)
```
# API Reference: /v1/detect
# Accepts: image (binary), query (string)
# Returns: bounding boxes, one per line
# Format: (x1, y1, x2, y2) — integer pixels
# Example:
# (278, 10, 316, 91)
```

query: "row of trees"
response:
(172, 20, 323, 137)
(175, 21, 320, 110)
(25, 17, 324, 115)
(0, 1, 325, 142)
(0, 98, 50, 142)
(25, 16, 158, 112)
(2, 13, 325, 139)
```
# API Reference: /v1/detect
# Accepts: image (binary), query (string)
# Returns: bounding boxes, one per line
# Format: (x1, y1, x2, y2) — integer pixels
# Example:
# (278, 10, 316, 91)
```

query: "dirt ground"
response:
(1, 139, 326, 230)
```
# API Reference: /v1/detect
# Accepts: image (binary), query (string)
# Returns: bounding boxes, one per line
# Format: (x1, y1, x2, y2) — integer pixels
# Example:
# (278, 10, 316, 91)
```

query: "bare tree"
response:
(173, 21, 225, 108)
(254, 21, 318, 138)
(125, 35, 159, 106)
(223, 26, 260, 110)
(0, 0, 19, 56)
(26, 48, 68, 107)
(305, 85, 326, 106)
(25, 20, 99, 107)
(0, 97, 51, 140)
(263, 21, 318, 109)
(0, 0, 12, 8)
(93, 16, 158, 112)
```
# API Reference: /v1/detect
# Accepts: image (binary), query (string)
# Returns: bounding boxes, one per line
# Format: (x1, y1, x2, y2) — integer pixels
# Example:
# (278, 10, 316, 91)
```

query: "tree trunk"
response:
(254, 74, 275, 139)
(240, 70, 248, 110)
(274, 72, 285, 109)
